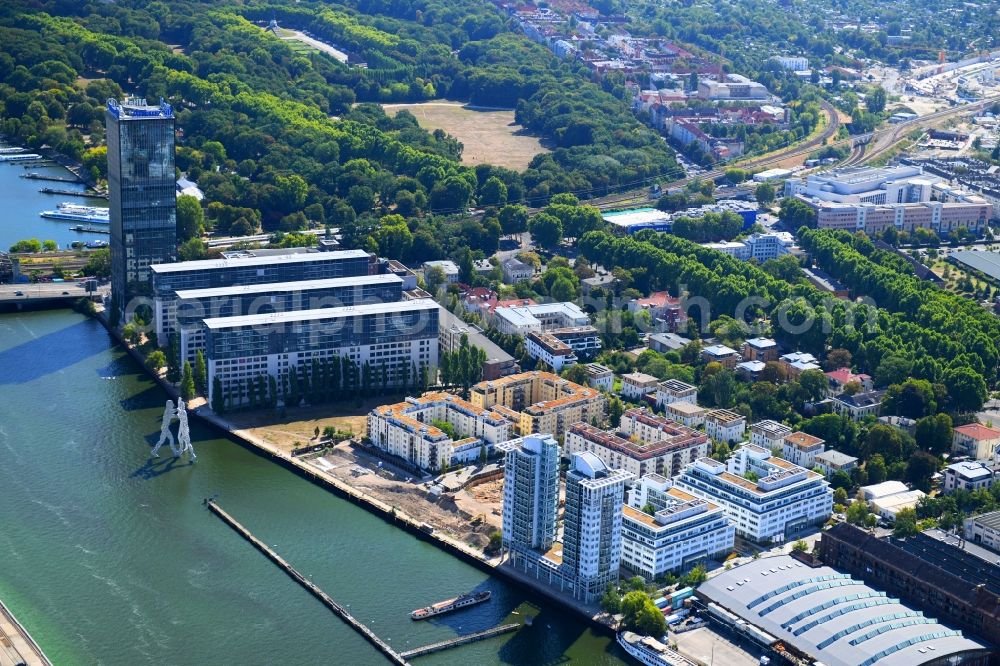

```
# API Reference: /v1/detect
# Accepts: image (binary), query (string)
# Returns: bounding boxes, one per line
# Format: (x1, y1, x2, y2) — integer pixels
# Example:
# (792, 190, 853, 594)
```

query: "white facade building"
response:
(705, 409, 746, 444)
(499, 434, 560, 554)
(561, 452, 632, 602)
(750, 420, 792, 451)
(622, 474, 735, 579)
(942, 461, 996, 493)
(781, 432, 825, 470)
(492, 302, 590, 335)
(620, 372, 659, 400)
(585, 363, 614, 392)
(654, 379, 698, 409)
(673, 445, 833, 543)
(367, 391, 513, 470)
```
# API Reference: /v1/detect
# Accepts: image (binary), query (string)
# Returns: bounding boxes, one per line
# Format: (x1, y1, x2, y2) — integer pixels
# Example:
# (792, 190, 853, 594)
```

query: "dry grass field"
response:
(382, 101, 549, 170)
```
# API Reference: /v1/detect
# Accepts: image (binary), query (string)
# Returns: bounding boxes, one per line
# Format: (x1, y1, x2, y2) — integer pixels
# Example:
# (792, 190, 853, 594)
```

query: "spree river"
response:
(0, 309, 630, 666)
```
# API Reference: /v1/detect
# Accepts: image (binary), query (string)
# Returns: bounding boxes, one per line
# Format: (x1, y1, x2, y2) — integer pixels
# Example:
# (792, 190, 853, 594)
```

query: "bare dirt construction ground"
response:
(381, 102, 550, 170)
(225, 395, 403, 455)
(309, 442, 502, 554)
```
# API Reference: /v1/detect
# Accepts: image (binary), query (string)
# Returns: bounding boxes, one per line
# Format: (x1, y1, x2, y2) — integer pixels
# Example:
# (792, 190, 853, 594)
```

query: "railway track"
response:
(584, 95, 1000, 212)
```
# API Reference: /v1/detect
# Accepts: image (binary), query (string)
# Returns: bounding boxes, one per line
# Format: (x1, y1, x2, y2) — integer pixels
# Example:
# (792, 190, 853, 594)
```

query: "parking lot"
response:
(672, 625, 760, 666)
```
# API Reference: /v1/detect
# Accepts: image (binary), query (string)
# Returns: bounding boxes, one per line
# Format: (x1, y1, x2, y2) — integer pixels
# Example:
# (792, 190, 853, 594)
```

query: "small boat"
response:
(410, 590, 491, 620)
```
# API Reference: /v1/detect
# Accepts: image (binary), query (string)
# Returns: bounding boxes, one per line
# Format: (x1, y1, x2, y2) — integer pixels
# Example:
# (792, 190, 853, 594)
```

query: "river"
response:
(0, 146, 107, 251)
(0, 309, 630, 665)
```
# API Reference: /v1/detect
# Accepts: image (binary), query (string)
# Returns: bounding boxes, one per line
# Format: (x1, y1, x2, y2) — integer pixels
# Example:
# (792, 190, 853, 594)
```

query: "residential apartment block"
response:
(620, 372, 659, 400)
(952, 423, 1000, 460)
(749, 420, 792, 451)
(492, 302, 589, 335)
(674, 445, 833, 543)
(561, 453, 631, 602)
(942, 461, 996, 493)
(781, 432, 825, 470)
(565, 409, 709, 479)
(367, 391, 514, 470)
(622, 474, 735, 579)
(585, 363, 614, 392)
(499, 434, 560, 556)
(705, 409, 746, 444)
(654, 379, 698, 409)
(701, 344, 740, 369)
(470, 371, 604, 439)
(664, 401, 708, 428)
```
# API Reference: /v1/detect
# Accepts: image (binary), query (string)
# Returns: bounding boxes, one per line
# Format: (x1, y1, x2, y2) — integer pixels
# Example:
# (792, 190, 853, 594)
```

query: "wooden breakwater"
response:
(205, 499, 410, 666)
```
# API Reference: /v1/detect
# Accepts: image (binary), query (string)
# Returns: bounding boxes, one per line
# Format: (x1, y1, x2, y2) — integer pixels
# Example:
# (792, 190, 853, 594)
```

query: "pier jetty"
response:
(399, 623, 519, 659)
(0, 599, 52, 666)
(205, 499, 410, 666)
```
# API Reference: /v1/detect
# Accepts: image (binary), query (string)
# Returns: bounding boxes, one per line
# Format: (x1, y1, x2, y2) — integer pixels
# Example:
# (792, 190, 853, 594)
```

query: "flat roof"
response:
(202, 298, 438, 329)
(972, 510, 1000, 532)
(601, 208, 670, 227)
(698, 555, 989, 666)
(151, 249, 369, 274)
(950, 250, 1000, 282)
(175, 273, 402, 299)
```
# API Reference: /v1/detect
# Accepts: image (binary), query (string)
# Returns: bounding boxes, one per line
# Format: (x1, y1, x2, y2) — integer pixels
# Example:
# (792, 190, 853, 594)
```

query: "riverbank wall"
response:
(93, 309, 615, 636)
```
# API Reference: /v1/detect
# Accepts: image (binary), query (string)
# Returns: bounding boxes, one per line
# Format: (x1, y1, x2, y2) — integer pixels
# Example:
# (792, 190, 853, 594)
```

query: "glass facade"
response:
(106, 98, 177, 312)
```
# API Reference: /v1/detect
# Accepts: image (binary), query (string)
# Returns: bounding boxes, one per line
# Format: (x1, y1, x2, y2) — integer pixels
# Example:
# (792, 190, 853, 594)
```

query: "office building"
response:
(621, 474, 734, 579)
(705, 409, 746, 443)
(565, 409, 709, 479)
(786, 165, 931, 205)
(470, 371, 604, 439)
(674, 445, 832, 543)
(204, 299, 438, 409)
(952, 423, 1000, 460)
(750, 420, 792, 451)
(819, 522, 1000, 648)
(561, 453, 631, 602)
(654, 379, 697, 410)
(367, 391, 514, 471)
(173, 274, 403, 362)
(703, 233, 792, 263)
(770, 56, 809, 71)
(964, 511, 1000, 554)
(806, 199, 990, 235)
(492, 302, 590, 335)
(620, 372, 659, 400)
(782, 431, 825, 470)
(106, 98, 177, 316)
(499, 433, 561, 563)
(698, 554, 992, 666)
(151, 249, 372, 341)
(942, 461, 996, 493)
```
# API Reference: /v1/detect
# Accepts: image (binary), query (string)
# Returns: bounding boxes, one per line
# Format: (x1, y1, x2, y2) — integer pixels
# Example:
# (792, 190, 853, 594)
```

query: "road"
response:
(0, 282, 92, 303)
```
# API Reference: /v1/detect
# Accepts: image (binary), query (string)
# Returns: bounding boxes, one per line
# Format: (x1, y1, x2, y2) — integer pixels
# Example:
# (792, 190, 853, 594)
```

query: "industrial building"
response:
(818, 523, 1000, 648)
(698, 554, 993, 666)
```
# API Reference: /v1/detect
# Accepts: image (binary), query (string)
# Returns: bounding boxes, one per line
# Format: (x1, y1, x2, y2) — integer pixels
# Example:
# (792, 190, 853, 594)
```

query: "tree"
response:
(145, 350, 166, 372)
(778, 197, 817, 229)
(867, 454, 888, 484)
(833, 487, 849, 506)
(943, 366, 988, 413)
(176, 194, 204, 242)
(755, 182, 775, 206)
(681, 563, 707, 587)
(792, 540, 809, 552)
(211, 376, 224, 413)
(83, 247, 111, 277)
(600, 584, 622, 614)
(914, 413, 952, 455)
(892, 508, 919, 538)
(884, 379, 937, 419)
(866, 87, 887, 114)
(480, 176, 508, 206)
(487, 530, 503, 554)
(499, 204, 529, 237)
(846, 499, 870, 525)
(864, 424, 904, 463)
(824, 348, 852, 371)
(181, 361, 196, 401)
(905, 451, 939, 492)
(621, 591, 666, 637)
(561, 364, 591, 385)
(424, 265, 447, 295)
(529, 213, 563, 249)
(194, 350, 207, 393)
(607, 395, 625, 426)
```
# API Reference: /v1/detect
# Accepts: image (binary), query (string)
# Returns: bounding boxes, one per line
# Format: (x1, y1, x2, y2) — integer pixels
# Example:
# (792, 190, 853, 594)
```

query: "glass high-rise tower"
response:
(106, 98, 177, 319)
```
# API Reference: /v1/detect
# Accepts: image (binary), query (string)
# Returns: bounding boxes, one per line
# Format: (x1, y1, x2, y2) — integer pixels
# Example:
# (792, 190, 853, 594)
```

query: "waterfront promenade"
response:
(0, 600, 51, 666)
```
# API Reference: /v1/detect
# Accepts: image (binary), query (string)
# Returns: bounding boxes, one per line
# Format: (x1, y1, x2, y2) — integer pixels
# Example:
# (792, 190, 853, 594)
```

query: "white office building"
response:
(204, 299, 438, 409)
(622, 474, 735, 579)
(674, 445, 833, 543)
(492, 302, 590, 335)
(561, 452, 632, 602)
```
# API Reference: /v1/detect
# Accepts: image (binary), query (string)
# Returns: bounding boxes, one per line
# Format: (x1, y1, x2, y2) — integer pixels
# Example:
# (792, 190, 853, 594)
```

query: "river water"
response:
(0, 149, 107, 251)
(0, 309, 629, 665)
